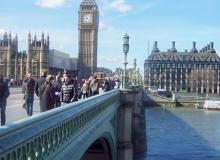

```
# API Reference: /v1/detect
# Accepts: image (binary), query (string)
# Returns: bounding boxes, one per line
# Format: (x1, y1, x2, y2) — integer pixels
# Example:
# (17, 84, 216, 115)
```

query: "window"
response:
(0, 52, 3, 59)
(194, 64, 197, 69)
(178, 64, 181, 68)
(183, 64, 186, 68)
(33, 52, 38, 60)
(167, 64, 170, 68)
(215, 64, 218, 70)
(156, 64, 160, 68)
(162, 64, 165, 68)
(188, 64, 191, 69)
(172, 64, 176, 68)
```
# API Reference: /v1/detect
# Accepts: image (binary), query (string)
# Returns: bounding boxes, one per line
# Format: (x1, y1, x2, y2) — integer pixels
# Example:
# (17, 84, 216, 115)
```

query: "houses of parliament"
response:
(0, 32, 49, 80)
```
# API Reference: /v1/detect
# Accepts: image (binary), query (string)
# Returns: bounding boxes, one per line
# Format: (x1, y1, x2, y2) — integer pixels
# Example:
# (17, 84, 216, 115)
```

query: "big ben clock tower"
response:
(78, 0, 99, 79)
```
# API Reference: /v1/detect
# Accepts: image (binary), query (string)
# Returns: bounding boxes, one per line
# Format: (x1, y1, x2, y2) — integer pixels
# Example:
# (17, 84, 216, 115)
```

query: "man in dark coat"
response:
(53, 74, 62, 107)
(34, 69, 47, 112)
(103, 77, 111, 92)
(0, 74, 10, 125)
(41, 75, 56, 111)
(23, 73, 35, 116)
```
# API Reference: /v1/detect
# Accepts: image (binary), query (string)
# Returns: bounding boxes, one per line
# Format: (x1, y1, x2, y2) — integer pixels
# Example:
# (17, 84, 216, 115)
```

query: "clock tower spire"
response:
(78, 0, 99, 79)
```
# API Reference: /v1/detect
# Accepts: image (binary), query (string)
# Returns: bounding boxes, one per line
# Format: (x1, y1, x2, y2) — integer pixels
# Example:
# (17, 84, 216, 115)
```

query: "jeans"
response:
(25, 96, 34, 116)
(82, 93, 88, 99)
(0, 101, 6, 126)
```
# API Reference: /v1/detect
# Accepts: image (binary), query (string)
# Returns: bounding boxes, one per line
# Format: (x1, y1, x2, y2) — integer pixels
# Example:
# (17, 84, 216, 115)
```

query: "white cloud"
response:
(0, 29, 5, 37)
(99, 22, 112, 31)
(35, 0, 66, 8)
(109, 0, 132, 13)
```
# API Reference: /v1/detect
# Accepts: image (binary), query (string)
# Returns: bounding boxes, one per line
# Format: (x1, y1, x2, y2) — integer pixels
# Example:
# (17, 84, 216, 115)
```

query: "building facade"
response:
(144, 41, 220, 93)
(27, 32, 49, 78)
(0, 32, 49, 80)
(0, 32, 78, 79)
(78, 0, 99, 79)
(0, 33, 18, 79)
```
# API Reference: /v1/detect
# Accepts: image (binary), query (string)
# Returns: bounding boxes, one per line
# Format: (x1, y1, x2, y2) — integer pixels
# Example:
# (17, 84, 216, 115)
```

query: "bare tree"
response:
(190, 66, 217, 93)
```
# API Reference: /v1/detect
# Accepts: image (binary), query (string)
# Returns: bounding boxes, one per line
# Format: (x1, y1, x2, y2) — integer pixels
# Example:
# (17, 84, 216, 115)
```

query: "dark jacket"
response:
(53, 80, 62, 101)
(104, 79, 111, 92)
(61, 80, 78, 103)
(23, 78, 35, 97)
(0, 81, 10, 102)
(34, 75, 47, 97)
(42, 83, 56, 111)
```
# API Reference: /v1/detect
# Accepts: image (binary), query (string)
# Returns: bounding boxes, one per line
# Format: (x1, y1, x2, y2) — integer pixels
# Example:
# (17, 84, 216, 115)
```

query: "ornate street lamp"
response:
(132, 58, 137, 86)
(122, 33, 129, 89)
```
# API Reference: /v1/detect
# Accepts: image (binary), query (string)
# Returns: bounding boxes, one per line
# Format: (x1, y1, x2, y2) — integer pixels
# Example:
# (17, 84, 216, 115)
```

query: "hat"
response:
(46, 75, 53, 81)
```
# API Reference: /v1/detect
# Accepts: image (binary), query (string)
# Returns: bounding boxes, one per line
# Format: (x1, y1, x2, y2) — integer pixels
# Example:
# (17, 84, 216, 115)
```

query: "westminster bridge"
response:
(0, 87, 146, 160)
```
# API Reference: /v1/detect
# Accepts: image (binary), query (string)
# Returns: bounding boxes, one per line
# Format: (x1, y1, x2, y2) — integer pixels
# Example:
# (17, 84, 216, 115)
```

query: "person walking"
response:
(81, 80, 89, 99)
(53, 74, 62, 107)
(23, 73, 35, 116)
(103, 77, 111, 92)
(0, 74, 10, 125)
(61, 74, 78, 105)
(90, 75, 99, 96)
(34, 69, 47, 112)
(41, 75, 56, 111)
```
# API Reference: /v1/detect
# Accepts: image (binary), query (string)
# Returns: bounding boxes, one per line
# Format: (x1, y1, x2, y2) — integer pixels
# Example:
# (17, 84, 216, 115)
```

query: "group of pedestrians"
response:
(22, 71, 113, 116)
(0, 71, 119, 126)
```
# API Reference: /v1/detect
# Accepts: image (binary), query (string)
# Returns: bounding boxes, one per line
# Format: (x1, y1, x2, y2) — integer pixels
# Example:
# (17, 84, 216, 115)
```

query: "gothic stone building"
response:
(0, 32, 49, 79)
(144, 41, 220, 94)
(78, 0, 99, 79)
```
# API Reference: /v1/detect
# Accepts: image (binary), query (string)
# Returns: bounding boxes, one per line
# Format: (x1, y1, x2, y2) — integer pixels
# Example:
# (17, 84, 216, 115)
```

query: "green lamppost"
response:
(122, 33, 129, 89)
(133, 58, 137, 86)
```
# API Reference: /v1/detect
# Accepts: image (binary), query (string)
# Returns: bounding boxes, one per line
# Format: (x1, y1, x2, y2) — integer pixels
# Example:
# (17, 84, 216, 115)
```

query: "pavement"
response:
(5, 87, 40, 125)
(4, 87, 105, 125)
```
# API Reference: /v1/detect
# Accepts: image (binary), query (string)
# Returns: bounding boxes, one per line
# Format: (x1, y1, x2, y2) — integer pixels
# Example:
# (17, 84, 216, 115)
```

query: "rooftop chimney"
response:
(172, 41, 175, 48)
(151, 41, 160, 53)
(207, 44, 210, 51)
(190, 41, 198, 53)
(169, 41, 177, 53)
(209, 42, 216, 53)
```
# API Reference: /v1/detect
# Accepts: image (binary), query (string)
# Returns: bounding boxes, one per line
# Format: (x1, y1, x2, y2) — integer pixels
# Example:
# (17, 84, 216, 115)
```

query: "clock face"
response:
(82, 14, 92, 23)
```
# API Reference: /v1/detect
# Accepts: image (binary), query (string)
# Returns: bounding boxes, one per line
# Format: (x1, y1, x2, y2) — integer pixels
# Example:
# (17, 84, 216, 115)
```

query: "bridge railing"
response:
(0, 90, 120, 160)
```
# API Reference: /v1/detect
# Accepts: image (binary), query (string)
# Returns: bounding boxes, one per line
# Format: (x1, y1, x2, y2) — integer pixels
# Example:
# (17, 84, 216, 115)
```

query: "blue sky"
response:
(1, 0, 220, 74)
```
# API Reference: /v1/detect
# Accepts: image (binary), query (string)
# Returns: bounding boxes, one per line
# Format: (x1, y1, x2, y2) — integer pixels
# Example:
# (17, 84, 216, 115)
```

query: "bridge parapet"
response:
(0, 90, 120, 160)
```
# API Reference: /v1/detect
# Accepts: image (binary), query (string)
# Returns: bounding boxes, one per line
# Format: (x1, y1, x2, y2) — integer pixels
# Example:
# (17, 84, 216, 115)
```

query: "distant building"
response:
(97, 67, 112, 75)
(49, 49, 77, 76)
(144, 41, 220, 93)
(0, 32, 77, 79)
(0, 32, 49, 80)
